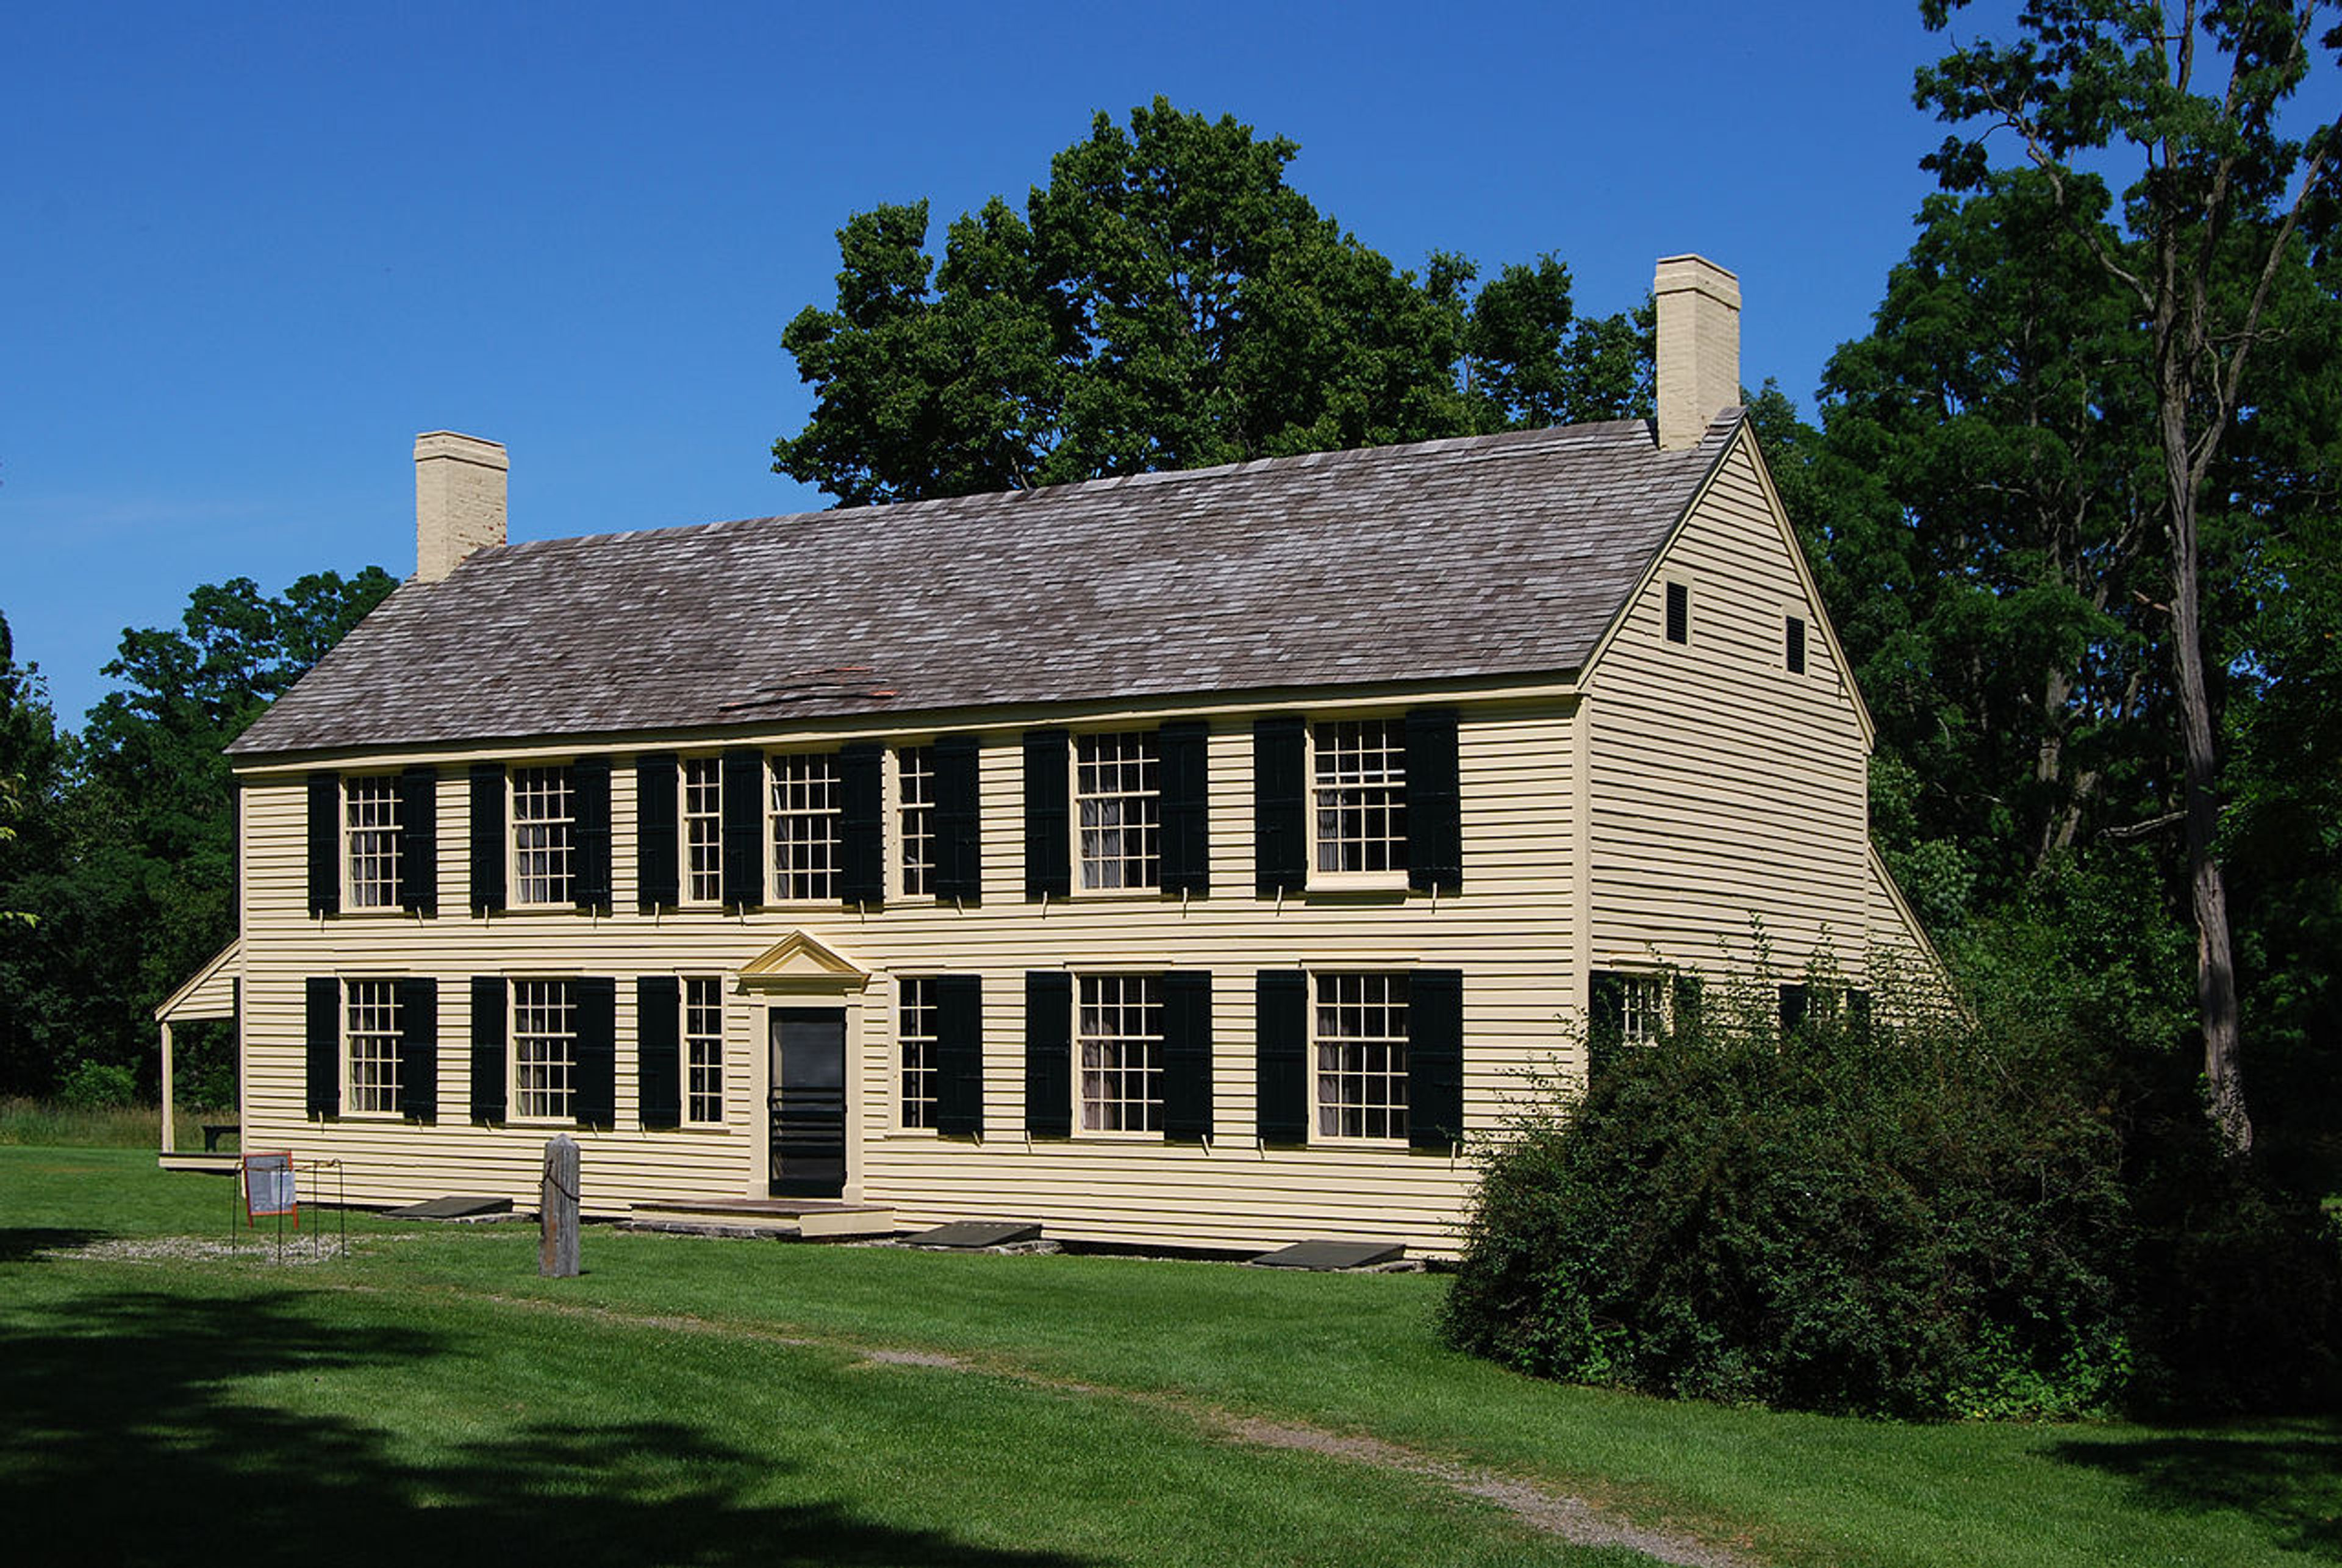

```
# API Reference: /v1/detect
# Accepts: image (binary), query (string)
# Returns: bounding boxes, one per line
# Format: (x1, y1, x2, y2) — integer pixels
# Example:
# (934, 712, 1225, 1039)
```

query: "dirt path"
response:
(464, 1288, 1758, 1566)
(52, 1239, 1754, 1566)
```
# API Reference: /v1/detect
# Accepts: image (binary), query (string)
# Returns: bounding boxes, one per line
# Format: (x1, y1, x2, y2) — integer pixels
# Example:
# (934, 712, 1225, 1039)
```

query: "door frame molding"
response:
(737, 930, 872, 1203)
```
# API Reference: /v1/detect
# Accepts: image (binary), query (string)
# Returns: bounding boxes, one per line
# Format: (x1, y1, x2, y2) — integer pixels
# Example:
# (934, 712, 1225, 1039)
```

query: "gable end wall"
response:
(1587, 436, 1871, 979)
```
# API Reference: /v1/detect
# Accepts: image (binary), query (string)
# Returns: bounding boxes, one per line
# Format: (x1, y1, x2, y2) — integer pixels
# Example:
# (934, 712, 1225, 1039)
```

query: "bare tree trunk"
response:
(2161, 398, 2251, 1152)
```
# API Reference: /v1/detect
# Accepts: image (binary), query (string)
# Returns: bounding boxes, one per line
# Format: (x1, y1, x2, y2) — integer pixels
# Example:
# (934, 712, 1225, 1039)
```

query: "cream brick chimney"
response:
(414, 431, 508, 582)
(1653, 255, 1741, 451)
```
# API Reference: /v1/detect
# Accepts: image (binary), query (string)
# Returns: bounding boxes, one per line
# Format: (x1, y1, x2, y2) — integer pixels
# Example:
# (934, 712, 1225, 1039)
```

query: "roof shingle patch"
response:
(229, 412, 1742, 759)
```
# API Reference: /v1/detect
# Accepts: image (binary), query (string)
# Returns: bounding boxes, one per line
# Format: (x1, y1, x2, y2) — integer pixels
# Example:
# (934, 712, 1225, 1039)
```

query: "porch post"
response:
(159, 1020, 176, 1154)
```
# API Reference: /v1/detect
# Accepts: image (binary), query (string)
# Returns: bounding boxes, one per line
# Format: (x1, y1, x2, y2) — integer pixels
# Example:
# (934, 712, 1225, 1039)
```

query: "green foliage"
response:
(0, 571, 394, 1098)
(55, 1060, 135, 1111)
(775, 98, 1649, 505)
(1442, 970, 2136, 1419)
(1444, 936, 2342, 1417)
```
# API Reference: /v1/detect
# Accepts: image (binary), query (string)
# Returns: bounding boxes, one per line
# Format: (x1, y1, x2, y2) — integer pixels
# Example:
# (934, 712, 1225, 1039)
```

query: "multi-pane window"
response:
(1618, 976, 1665, 1045)
(1076, 731, 1159, 890)
(898, 746, 936, 897)
(768, 753, 841, 901)
(345, 979, 402, 1113)
(511, 767, 576, 906)
(682, 756, 723, 903)
(684, 976, 723, 1125)
(344, 776, 401, 909)
(1316, 972, 1408, 1140)
(1078, 974, 1162, 1133)
(512, 979, 577, 1120)
(1313, 720, 1406, 875)
(899, 976, 938, 1129)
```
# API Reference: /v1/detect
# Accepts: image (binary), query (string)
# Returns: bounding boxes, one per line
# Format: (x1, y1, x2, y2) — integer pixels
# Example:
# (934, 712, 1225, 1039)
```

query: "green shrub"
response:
(56, 1059, 137, 1111)
(1442, 953, 2342, 1418)
(1441, 970, 2135, 1419)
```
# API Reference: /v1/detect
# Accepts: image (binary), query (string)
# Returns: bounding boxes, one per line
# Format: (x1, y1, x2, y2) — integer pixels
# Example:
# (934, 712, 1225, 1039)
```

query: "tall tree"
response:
(1805, 170, 2169, 895)
(1917, 0, 2341, 1151)
(0, 570, 395, 1095)
(775, 99, 1648, 506)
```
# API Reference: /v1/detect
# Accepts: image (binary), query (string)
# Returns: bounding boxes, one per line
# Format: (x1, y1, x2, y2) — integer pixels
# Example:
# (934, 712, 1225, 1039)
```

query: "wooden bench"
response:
(201, 1123, 238, 1153)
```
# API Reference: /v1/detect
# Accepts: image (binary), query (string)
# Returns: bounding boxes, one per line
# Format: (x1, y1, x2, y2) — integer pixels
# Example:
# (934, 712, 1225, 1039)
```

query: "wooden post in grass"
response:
(540, 1134, 580, 1278)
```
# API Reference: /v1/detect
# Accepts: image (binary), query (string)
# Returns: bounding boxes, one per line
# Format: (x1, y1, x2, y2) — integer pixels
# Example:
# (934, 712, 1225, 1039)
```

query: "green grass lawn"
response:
(2, 1147, 2334, 1567)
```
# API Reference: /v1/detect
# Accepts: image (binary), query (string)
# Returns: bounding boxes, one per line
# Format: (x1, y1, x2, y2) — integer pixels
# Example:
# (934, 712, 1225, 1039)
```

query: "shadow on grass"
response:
(0, 1227, 107, 1264)
(2044, 1422, 2342, 1560)
(1, 1289, 1096, 1567)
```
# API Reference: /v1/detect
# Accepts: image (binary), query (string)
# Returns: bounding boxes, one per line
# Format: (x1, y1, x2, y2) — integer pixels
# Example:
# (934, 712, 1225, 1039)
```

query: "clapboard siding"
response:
(1587, 435, 1871, 976)
(233, 693, 1581, 1253)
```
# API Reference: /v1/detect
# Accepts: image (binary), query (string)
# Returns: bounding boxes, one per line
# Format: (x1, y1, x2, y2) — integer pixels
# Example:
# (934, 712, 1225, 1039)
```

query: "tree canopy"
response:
(1913, 0, 2342, 1149)
(773, 99, 1650, 506)
(0, 570, 394, 1098)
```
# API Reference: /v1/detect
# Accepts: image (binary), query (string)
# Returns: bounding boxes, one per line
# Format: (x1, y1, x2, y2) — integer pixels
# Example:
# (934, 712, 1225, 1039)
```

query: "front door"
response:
(768, 1008, 847, 1199)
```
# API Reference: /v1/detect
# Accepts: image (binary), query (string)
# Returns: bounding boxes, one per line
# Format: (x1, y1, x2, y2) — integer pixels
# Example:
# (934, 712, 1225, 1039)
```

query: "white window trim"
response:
(893, 743, 942, 903)
(764, 750, 843, 906)
(1071, 729, 1163, 897)
(507, 975, 580, 1125)
(678, 754, 725, 908)
(1308, 970, 1410, 1147)
(507, 764, 578, 911)
(339, 975, 407, 1120)
(895, 973, 942, 1135)
(681, 973, 726, 1127)
(340, 773, 404, 915)
(1305, 717, 1411, 892)
(1073, 971, 1166, 1140)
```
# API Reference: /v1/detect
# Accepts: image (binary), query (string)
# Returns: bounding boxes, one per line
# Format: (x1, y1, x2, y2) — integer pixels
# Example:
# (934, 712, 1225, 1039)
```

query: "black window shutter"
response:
(840, 742, 886, 908)
(1159, 720, 1211, 895)
(636, 753, 679, 911)
(933, 734, 983, 903)
(1666, 581, 1690, 643)
(1786, 616, 1808, 674)
(470, 976, 506, 1124)
(1022, 729, 1070, 901)
(636, 976, 681, 1129)
(571, 756, 613, 911)
(573, 977, 617, 1128)
(307, 772, 340, 916)
(1588, 971, 1625, 1075)
(1255, 970, 1309, 1143)
(1024, 971, 1072, 1137)
(1253, 717, 1308, 897)
(398, 977, 439, 1122)
(721, 748, 764, 910)
(1161, 971, 1213, 1142)
(305, 976, 340, 1117)
(1408, 968, 1464, 1150)
(1779, 983, 1809, 1036)
(399, 765, 439, 915)
(1672, 973, 1704, 1036)
(934, 973, 984, 1136)
(1405, 707, 1462, 893)
(468, 764, 506, 914)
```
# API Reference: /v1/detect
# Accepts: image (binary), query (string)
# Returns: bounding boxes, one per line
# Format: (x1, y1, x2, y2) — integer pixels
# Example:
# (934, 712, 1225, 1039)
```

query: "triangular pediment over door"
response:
(734, 930, 872, 994)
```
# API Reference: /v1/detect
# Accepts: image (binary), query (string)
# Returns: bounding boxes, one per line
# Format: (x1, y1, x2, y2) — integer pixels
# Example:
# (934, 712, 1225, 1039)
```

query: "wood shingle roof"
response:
(228, 412, 1742, 759)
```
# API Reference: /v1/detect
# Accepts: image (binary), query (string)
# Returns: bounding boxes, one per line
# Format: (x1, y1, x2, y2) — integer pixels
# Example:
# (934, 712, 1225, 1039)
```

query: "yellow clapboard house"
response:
(168, 256, 1939, 1255)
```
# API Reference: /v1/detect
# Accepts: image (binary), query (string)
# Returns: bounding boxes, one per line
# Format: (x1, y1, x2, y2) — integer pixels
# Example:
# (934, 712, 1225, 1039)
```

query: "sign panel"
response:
(243, 1152, 298, 1220)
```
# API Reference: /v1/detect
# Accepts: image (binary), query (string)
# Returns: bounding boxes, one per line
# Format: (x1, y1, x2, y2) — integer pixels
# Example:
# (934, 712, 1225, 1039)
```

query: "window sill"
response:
(1071, 1128, 1166, 1142)
(1068, 883, 1170, 900)
(1303, 873, 1411, 897)
(336, 1108, 409, 1123)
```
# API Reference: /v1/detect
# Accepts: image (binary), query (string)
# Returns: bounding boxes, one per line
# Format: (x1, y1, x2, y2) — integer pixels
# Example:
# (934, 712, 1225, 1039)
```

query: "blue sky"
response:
(2, 0, 2013, 725)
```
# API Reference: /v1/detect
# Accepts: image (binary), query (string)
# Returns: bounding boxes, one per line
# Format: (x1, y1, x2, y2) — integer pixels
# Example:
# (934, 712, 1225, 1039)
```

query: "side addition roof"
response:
(230, 413, 1742, 759)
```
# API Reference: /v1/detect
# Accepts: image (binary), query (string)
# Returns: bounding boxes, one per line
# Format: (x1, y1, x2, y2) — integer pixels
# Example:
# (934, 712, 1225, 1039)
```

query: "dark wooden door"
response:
(768, 1009, 847, 1198)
